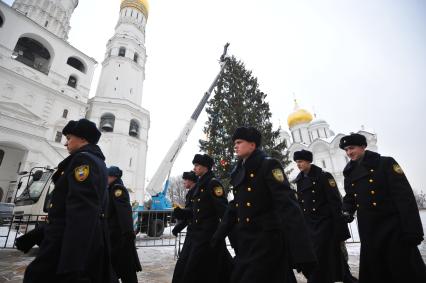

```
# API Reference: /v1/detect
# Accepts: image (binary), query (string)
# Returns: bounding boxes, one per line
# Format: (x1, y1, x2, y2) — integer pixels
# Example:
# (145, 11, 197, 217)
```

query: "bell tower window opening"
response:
(13, 37, 51, 75)
(133, 52, 138, 63)
(100, 113, 115, 132)
(129, 119, 140, 138)
(67, 57, 86, 73)
(55, 131, 62, 143)
(67, 75, 77, 88)
(118, 47, 126, 57)
(0, 149, 4, 167)
(44, 20, 48, 27)
(0, 14, 4, 27)
(62, 109, 68, 118)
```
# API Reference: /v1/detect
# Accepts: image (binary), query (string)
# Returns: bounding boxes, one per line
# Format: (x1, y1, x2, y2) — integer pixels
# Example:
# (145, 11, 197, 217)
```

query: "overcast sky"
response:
(5, 0, 426, 193)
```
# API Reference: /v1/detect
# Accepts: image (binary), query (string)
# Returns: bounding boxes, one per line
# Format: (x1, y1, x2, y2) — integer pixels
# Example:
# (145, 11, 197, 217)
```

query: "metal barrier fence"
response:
(0, 214, 47, 249)
(1, 212, 360, 251)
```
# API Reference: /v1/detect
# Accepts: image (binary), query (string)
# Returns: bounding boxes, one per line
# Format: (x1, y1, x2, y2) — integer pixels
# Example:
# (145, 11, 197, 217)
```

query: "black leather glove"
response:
(401, 233, 423, 247)
(15, 226, 44, 253)
(173, 207, 191, 220)
(343, 212, 354, 223)
(172, 226, 180, 237)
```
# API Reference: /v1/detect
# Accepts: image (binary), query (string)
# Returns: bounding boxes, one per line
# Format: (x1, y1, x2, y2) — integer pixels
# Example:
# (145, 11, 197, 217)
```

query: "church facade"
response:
(281, 101, 378, 190)
(0, 0, 150, 203)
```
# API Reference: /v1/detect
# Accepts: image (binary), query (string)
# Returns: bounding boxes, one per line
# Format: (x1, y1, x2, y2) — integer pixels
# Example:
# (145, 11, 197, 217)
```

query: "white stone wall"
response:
(88, 5, 150, 202)
(0, 2, 96, 198)
(12, 0, 78, 40)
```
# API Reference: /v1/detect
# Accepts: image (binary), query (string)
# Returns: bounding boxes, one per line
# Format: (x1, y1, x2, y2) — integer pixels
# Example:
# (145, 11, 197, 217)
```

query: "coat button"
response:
(356, 204, 360, 208)
(237, 218, 240, 223)
(196, 219, 198, 223)
(370, 190, 375, 195)
(246, 202, 251, 207)
(312, 200, 315, 203)
(372, 202, 377, 206)
(49, 203, 53, 208)
(312, 190, 315, 193)
(247, 187, 252, 192)
(201, 189, 204, 192)
(246, 218, 250, 223)
(312, 208, 316, 211)
(369, 179, 374, 183)
(312, 182, 316, 185)
(352, 183, 355, 187)
(301, 200, 304, 203)
(303, 209, 306, 212)
(250, 173, 254, 178)
(354, 193, 358, 197)
(197, 209, 200, 212)
(370, 169, 374, 172)
(197, 198, 200, 202)
(236, 203, 239, 207)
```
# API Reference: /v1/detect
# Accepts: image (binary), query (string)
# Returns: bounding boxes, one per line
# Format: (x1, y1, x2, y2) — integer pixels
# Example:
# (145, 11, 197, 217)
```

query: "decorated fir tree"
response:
(199, 55, 290, 182)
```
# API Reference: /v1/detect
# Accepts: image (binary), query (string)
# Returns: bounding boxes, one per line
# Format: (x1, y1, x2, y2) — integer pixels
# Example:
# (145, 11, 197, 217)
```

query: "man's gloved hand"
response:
(123, 231, 136, 241)
(173, 207, 191, 220)
(15, 235, 34, 254)
(401, 233, 423, 247)
(172, 226, 181, 237)
(343, 212, 355, 223)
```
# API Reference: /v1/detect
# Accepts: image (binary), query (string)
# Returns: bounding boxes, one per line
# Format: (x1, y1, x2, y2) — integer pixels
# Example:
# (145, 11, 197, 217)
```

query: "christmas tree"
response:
(199, 55, 290, 182)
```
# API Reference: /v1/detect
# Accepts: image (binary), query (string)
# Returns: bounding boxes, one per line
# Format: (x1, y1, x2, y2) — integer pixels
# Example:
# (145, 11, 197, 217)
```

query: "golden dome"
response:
(287, 100, 313, 128)
(121, 0, 149, 18)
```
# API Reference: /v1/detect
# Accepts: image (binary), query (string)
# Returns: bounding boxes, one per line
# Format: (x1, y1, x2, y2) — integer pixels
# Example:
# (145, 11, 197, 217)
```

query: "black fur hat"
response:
(182, 171, 197, 182)
(339, 133, 367, 149)
(62, 118, 101, 144)
(192, 154, 214, 170)
(108, 166, 123, 178)
(293, 150, 313, 162)
(232, 126, 262, 147)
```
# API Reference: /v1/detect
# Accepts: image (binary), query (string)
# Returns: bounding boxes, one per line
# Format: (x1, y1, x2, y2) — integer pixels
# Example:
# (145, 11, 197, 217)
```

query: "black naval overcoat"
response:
(107, 178, 142, 282)
(343, 150, 426, 283)
(172, 170, 232, 283)
(23, 144, 116, 283)
(172, 186, 196, 235)
(217, 149, 316, 283)
(295, 164, 350, 283)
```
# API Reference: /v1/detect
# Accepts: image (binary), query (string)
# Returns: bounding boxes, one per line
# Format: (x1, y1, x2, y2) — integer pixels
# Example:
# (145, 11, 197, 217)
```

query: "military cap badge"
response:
(393, 164, 404, 175)
(74, 165, 89, 182)
(114, 189, 123, 197)
(214, 186, 224, 197)
(272, 168, 285, 183)
(328, 179, 337, 187)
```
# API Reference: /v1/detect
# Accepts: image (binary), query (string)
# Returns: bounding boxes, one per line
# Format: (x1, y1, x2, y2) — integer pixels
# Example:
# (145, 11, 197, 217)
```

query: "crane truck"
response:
(10, 44, 230, 238)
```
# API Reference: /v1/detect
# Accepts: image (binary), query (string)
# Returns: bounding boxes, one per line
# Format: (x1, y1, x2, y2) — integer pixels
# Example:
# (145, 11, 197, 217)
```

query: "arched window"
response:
(100, 113, 115, 132)
(67, 57, 86, 73)
(118, 47, 126, 57)
(133, 52, 139, 63)
(67, 75, 77, 88)
(13, 37, 51, 74)
(0, 149, 4, 167)
(62, 109, 68, 118)
(129, 119, 140, 138)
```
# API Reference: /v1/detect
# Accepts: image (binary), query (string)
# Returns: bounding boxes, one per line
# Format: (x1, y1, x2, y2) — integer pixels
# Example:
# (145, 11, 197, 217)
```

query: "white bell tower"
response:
(87, 0, 150, 202)
(12, 0, 79, 40)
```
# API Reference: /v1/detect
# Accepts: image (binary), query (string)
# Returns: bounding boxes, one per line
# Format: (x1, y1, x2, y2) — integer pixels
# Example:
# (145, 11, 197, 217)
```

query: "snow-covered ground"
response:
(1, 211, 425, 283)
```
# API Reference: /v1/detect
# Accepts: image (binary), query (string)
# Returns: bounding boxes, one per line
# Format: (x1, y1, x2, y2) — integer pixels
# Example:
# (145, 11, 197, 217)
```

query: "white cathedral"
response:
(281, 100, 378, 190)
(0, 0, 150, 203)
